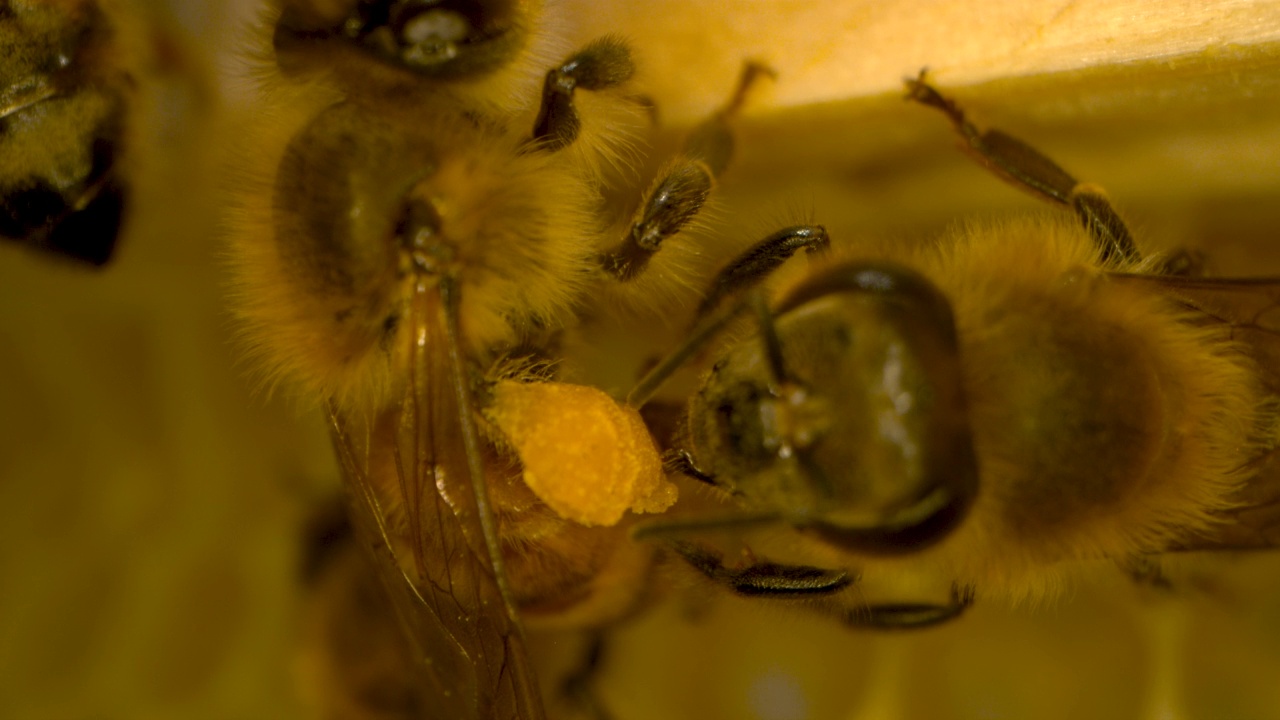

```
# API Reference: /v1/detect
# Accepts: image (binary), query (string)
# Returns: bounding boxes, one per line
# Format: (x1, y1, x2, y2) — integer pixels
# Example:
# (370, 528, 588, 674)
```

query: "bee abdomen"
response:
(967, 278, 1261, 564)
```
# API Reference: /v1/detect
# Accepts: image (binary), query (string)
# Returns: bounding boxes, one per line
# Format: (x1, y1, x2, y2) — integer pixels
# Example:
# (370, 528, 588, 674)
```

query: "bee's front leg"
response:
(625, 223, 827, 407)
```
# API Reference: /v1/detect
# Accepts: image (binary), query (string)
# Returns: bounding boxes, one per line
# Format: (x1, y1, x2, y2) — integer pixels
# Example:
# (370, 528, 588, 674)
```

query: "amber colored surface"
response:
(3, 1, 1280, 719)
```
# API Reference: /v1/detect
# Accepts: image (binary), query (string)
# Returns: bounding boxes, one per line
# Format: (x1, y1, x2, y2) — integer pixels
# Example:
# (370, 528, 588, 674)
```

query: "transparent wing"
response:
(329, 280, 544, 720)
(1110, 273, 1280, 550)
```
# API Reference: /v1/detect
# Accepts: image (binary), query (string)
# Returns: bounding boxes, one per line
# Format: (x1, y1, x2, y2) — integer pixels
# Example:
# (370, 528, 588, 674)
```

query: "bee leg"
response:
(559, 631, 615, 720)
(530, 37, 636, 152)
(626, 224, 827, 406)
(670, 541, 855, 596)
(1154, 247, 1206, 277)
(671, 542, 973, 630)
(600, 62, 777, 282)
(662, 448, 717, 485)
(841, 584, 976, 630)
(904, 70, 1140, 266)
(693, 224, 830, 320)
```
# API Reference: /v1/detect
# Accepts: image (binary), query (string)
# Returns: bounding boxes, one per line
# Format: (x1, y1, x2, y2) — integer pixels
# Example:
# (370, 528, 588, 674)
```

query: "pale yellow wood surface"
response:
(563, 0, 1280, 120)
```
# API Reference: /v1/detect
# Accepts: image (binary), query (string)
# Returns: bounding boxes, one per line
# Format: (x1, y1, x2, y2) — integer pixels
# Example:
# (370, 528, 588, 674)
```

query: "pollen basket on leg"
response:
(485, 380, 675, 527)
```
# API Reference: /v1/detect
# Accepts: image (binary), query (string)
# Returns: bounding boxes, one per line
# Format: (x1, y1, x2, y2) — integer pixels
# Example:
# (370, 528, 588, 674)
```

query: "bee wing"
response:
(1110, 273, 1280, 550)
(329, 280, 545, 720)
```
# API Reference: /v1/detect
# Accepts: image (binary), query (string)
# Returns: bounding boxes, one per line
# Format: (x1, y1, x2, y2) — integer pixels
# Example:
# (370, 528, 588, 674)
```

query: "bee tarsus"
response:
(600, 61, 778, 282)
(905, 69, 1139, 265)
(694, 224, 831, 319)
(836, 584, 976, 630)
(531, 36, 636, 152)
(669, 540, 854, 597)
(626, 223, 830, 407)
(661, 448, 716, 485)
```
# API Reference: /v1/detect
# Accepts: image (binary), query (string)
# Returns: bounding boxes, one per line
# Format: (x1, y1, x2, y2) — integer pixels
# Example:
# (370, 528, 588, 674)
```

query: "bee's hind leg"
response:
(905, 70, 1140, 267)
(599, 61, 777, 282)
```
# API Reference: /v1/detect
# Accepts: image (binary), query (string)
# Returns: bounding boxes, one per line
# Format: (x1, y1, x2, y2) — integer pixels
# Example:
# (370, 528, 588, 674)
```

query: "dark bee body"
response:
(632, 76, 1280, 628)
(1, 0, 133, 265)
(227, 2, 790, 717)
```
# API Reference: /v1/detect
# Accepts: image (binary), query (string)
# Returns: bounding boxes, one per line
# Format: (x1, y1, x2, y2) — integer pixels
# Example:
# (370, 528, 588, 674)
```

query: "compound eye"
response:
(276, 0, 527, 78)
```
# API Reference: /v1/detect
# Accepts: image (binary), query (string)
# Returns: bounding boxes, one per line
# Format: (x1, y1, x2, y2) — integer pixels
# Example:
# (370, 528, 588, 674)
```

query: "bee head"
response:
(688, 261, 979, 554)
(274, 0, 534, 79)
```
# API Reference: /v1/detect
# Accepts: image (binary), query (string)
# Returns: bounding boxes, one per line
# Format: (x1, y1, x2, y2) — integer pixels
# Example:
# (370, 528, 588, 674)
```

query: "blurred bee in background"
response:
(0, 0, 212, 267)
(227, 1, 809, 717)
(1, 0, 134, 265)
(629, 72, 1280, 629)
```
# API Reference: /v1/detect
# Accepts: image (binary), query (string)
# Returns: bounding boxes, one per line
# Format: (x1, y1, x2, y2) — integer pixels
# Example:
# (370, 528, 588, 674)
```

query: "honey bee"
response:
(629, 73, 1280, 628)
(7, 2, 1280, 718)
(227, 1, 795, 717)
